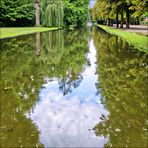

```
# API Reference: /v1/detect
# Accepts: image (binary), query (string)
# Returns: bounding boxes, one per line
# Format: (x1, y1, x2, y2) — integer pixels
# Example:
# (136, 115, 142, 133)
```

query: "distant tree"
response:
(63, 0, 89, 27)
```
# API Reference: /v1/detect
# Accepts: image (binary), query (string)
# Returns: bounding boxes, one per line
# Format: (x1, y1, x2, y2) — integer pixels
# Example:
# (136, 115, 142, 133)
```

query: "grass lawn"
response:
(0, 27, 60, 39)
(97, 24, 148, 53)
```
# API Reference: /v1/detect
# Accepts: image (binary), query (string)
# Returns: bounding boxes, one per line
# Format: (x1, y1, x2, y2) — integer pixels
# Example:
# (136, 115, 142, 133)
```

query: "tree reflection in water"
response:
(0, 36, 43, 147)
(0, 28, 90, 147)
(93, 27, 148, 147)
(1, 26, 147, 147)
(37, 28, 89, 96)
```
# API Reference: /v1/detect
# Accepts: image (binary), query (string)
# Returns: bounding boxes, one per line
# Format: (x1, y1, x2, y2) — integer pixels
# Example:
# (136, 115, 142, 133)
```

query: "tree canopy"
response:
(63, 0, 89, 27)
(0, 0, 90, 27)
(92, 0, 148, 28)
(0, 0, 35, 26)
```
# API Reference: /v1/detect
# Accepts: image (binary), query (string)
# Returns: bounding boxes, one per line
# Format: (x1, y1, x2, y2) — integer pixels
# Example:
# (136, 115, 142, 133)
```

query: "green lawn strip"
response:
(0, 27, 60, 39)
(97, 24, 148, 53)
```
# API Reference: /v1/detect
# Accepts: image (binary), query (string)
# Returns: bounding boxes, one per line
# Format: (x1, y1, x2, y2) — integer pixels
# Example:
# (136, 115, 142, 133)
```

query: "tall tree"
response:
(92, 0, 112, 25)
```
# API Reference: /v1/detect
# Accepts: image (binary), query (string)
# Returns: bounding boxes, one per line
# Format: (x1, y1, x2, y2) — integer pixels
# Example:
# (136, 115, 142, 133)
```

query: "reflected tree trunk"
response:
(35, 32, 41, 56)
(125, 42, 129, 54)
(115, 36, 119, 53)
(118, 38, 123, 57)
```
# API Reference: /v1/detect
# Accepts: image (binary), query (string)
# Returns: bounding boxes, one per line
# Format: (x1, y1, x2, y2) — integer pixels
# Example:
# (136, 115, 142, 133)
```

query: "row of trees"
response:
(41, 0, 90, 27)
(0, 0, 89, 27)
(92, 0, 148, 28)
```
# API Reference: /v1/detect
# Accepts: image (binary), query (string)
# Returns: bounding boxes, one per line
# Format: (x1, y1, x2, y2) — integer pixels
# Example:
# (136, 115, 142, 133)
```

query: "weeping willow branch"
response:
(41, 0, 64, 27)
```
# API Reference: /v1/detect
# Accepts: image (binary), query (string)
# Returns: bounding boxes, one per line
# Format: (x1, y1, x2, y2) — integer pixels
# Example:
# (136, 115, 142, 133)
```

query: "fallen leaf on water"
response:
(4, 87, 12, 90)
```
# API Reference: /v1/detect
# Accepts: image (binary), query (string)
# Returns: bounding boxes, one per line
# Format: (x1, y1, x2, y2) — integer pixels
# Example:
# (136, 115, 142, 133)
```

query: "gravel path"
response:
(113, 24, 148, 35)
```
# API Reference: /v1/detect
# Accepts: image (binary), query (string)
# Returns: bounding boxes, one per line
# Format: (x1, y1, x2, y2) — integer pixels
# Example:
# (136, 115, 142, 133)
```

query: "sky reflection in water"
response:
(1, 27, 147, 147)
(29, 39, 108, 147)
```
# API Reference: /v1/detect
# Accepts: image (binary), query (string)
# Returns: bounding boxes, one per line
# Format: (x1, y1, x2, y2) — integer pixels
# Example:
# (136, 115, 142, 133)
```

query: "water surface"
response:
(0, 26, 147, 147)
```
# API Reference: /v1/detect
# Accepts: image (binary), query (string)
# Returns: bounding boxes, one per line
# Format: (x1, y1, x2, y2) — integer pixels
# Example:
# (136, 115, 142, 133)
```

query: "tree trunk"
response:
(107, 18, 112, 26)
(35, 1, 40, 26)
(107, 18, 110, 26)
(116, 11, 119, 28)
(126, 8, 130, 29)
(110, 19, 113, 26)
(120, 12, 124, 28)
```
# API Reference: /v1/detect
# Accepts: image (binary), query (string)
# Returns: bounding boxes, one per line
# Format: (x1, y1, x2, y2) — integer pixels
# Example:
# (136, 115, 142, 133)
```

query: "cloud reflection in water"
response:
(29, 39, 108, 147)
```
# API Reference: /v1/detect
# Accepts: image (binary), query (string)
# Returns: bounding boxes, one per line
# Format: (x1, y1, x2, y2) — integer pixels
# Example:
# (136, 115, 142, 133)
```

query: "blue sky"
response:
(89, 0, 96, 8)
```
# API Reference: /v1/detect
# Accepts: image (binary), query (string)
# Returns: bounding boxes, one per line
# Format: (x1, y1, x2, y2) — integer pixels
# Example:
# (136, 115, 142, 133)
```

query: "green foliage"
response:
(63, 0, 89, 27)
(41, 0, 64, 27)
(0, 0, 35, 26)
(0, 0, 90, 27)
(130, 0, 148, 18)
(92, 0, 148, 24)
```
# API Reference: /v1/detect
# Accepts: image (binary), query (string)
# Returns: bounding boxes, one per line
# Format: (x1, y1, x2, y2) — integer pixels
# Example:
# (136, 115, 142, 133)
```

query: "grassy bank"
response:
(0, 27, 60, 39)
(97, 24, 148, 53)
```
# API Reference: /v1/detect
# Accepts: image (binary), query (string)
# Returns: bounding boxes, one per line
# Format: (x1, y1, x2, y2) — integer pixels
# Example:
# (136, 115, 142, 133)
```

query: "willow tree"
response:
(41, 0, 64, 27)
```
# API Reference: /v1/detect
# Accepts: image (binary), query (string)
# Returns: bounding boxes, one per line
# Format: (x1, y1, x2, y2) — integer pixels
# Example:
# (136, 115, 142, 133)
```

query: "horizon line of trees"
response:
(91, 0, 148, 28)
(0, 0, 89, 27)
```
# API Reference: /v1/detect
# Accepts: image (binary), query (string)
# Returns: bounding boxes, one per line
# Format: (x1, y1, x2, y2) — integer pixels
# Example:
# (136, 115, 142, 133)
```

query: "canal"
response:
(0, 26, 147, 147)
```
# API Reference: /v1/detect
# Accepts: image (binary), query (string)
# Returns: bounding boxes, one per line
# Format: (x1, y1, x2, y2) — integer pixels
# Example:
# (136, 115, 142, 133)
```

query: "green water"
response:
(0, 26, 147, 147)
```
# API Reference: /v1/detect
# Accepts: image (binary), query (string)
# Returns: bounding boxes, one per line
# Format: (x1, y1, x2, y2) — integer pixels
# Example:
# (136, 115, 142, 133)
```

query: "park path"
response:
(113, 24, 148, 35)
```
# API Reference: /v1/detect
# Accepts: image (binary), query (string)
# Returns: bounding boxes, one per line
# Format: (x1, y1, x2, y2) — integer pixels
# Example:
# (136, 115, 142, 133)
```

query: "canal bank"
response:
(97, 24, 148, 53)
(0, 27, 60, 39)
